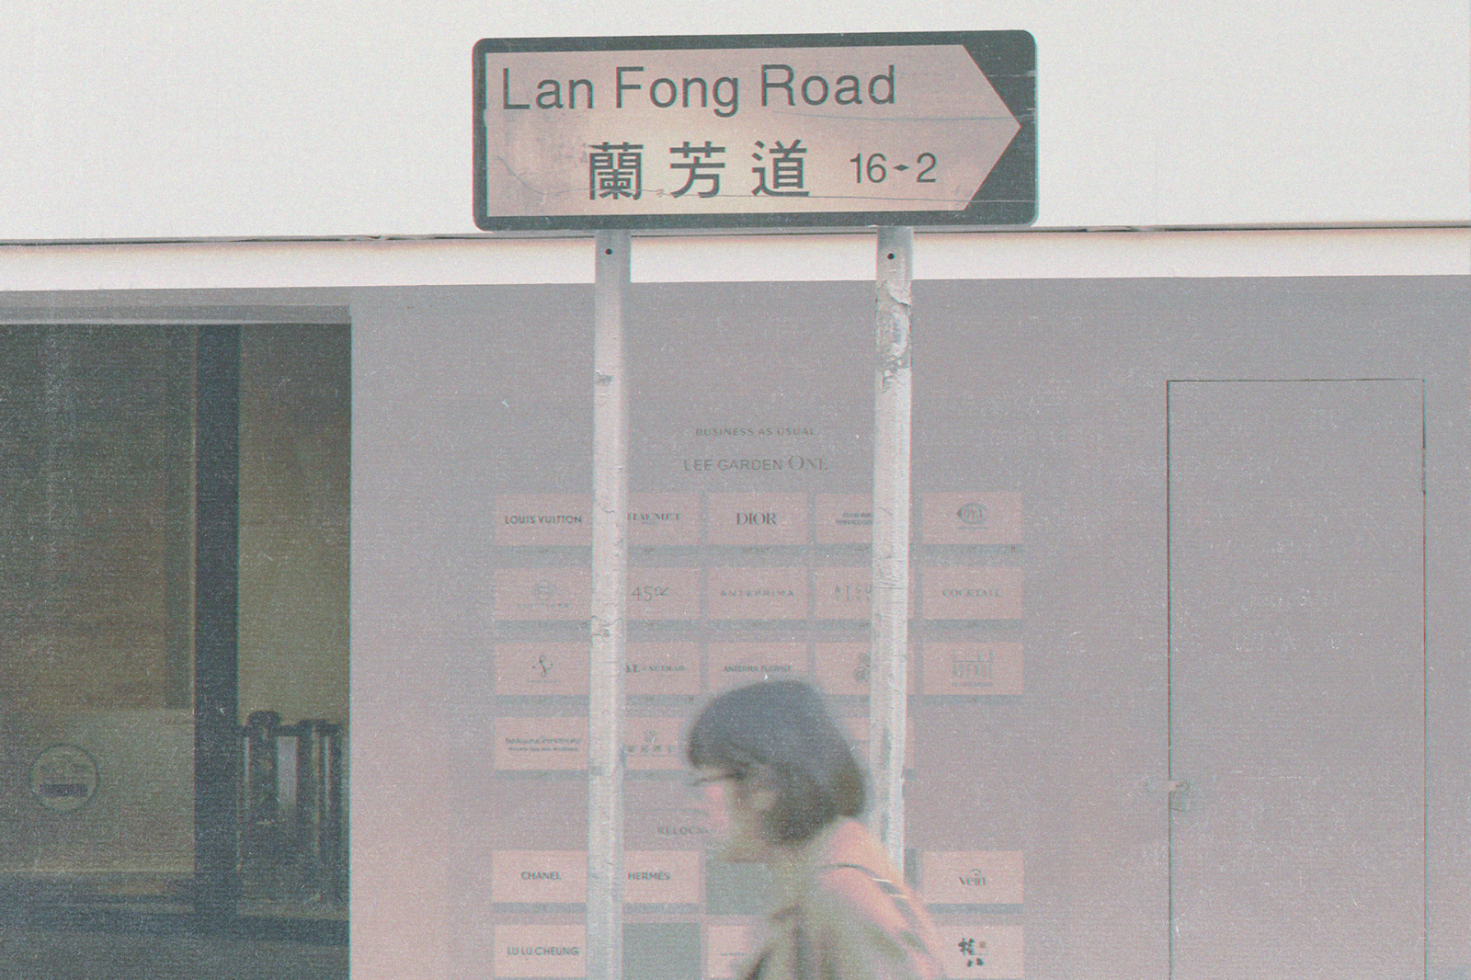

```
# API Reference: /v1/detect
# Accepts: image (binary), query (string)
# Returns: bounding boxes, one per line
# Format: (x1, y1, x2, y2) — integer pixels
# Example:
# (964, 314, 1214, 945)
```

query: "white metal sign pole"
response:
(589, 229, 630, 979)
(870, 226, 914, 871)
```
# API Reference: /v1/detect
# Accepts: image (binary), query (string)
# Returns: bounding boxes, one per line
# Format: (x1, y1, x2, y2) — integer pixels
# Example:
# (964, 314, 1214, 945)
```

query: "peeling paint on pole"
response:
(871, 226, 913, 872)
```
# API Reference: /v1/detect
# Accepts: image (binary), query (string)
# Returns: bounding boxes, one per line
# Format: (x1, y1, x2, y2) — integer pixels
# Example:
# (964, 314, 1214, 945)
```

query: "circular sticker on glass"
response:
(30, 744, 100, 812)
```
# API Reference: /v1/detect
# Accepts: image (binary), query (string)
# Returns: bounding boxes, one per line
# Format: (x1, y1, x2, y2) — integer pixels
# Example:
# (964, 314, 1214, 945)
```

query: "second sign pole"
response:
(870, 226, 914, 872)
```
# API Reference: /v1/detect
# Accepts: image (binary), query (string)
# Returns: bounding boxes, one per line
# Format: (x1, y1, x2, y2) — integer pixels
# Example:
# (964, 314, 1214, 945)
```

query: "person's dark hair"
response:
(685, 679, 866, 845)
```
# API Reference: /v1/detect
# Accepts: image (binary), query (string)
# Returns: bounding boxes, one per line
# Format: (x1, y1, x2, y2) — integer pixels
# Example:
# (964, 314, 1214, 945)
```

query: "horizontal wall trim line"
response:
(0, 227, 1462, 290)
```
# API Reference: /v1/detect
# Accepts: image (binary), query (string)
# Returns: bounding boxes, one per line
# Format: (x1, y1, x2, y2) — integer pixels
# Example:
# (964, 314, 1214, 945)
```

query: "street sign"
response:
(474, 32, 1035, 231)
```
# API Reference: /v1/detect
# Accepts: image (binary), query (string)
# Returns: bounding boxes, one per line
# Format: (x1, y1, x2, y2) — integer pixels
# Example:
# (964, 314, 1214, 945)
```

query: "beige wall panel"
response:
(352, 278, 1470, 980)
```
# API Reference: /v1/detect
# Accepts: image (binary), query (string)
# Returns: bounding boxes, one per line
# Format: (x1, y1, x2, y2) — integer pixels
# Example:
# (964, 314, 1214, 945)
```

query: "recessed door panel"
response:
(1168, 380, 1425, 979)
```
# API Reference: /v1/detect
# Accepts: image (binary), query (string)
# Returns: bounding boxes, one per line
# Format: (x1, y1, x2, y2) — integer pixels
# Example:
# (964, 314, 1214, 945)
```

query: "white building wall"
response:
(0, 2, 1466, 240)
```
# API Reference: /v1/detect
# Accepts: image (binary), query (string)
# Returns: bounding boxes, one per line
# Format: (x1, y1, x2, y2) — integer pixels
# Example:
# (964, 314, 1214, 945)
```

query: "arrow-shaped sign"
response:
(474, 32, 1035, 230)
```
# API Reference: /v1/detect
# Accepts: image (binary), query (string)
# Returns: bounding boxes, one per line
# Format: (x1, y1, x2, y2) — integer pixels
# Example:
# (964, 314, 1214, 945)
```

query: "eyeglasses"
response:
(686, 771, 739, 791)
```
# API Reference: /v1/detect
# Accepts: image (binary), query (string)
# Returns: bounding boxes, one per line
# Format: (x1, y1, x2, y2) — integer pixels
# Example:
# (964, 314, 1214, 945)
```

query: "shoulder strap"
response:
(821, 863, 923, 934)
(819, 861, 945, 975)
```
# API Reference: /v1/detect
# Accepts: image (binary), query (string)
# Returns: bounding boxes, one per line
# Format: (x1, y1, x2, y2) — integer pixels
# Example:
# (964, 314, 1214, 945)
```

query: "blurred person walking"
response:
(686, 679, 946, 980)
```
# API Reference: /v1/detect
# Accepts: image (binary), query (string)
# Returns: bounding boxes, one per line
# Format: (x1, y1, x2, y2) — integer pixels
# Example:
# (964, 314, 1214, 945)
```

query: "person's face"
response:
(690, 766, 769, 862)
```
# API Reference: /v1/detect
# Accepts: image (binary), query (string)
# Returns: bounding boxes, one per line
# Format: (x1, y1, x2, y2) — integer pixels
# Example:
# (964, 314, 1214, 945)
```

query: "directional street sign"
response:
(474, 32, 1035, 230)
